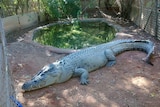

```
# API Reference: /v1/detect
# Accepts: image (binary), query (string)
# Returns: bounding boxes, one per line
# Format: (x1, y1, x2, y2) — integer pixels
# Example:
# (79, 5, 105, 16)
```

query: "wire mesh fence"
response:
(130, 0, 160, 40)
(0, 17, 16, 107)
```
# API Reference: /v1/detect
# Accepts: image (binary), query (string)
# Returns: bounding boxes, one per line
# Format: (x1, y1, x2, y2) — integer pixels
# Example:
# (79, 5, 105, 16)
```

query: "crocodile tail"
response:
(139, 40, 154, 66)
(132, 40, 154, 66)
(112, 39, 155, 65)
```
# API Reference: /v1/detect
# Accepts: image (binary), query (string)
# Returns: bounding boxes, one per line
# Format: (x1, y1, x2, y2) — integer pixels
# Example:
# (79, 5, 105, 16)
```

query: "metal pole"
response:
(0, 6, 15, 106)
(0, 16, 11, 107)
(0, 17, 10, 107)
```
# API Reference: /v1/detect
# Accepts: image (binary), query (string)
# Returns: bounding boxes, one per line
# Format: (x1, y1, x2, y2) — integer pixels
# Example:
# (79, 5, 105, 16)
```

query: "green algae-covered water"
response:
(33, 21, 116, 49)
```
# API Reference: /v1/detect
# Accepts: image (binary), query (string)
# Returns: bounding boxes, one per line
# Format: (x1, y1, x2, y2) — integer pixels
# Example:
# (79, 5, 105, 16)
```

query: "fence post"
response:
(155, 0, 159, 38)
(0, 17, 15, 107)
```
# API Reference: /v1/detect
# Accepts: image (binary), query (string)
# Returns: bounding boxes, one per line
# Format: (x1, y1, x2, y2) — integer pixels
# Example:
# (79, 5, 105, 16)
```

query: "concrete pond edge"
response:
(23, 18, 125, 54)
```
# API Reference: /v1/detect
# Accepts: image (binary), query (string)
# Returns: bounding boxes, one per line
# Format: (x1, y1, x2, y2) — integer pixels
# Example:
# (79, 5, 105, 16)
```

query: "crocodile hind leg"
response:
(105, 49, 116, 67)
(74, 68, 89, 85)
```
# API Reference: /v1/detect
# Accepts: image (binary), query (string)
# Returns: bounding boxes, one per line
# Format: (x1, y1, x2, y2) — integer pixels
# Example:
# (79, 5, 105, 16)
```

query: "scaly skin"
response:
(22, 39, 154, 91)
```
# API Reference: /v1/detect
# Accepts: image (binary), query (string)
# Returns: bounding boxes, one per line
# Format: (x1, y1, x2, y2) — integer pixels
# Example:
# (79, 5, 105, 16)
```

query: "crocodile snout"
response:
(22, 81, 32, 91)
(22, 78, 46, 91)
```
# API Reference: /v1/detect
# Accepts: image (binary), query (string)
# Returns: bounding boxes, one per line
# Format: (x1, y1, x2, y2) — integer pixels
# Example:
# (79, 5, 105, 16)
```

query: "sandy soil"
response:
(7, 24, 160, 107)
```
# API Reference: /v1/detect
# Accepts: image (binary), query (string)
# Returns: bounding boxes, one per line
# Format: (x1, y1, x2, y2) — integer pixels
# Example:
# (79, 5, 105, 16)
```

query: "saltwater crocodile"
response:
(22, 39, 154, 91)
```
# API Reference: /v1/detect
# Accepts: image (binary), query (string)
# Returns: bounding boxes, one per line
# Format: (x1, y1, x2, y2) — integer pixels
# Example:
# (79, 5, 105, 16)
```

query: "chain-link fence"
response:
(0, 17, 16, 107)
(130, 0, 160, 40)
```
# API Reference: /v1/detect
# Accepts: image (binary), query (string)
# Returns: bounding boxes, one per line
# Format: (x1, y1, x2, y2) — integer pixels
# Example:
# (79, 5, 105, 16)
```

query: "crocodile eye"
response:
(59, 60, 65, 64)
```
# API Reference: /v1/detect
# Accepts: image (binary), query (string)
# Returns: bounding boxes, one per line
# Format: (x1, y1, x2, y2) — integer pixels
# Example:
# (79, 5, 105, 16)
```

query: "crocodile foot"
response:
(80, 79, 89, 85)
(106, 60, 116, 67)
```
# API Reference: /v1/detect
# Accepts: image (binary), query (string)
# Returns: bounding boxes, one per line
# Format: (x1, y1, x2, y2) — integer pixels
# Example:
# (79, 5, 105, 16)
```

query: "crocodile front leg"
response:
(105, 49, 116, 67)
(73, 68, 89, 85)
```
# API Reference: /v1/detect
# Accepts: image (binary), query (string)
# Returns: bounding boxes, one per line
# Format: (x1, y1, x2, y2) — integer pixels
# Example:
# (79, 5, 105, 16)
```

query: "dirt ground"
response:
(7, 23, 160, 107)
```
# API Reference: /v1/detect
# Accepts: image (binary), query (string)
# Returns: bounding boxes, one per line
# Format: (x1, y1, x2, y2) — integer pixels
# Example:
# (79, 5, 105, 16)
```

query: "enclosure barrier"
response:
(0, 17, 16, 107)
(130, 0, 160, 40)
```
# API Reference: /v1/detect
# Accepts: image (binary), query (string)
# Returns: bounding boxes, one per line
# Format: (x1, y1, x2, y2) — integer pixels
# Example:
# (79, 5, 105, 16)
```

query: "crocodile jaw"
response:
(22, 76, 48, 91)
(22, 74, 60, 91)
(22, 64, 61, 91)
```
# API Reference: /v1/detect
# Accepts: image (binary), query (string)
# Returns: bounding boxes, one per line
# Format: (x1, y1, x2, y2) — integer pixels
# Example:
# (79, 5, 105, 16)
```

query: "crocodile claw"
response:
(106, 61, 116, 67)
(80, 79, 89, 85)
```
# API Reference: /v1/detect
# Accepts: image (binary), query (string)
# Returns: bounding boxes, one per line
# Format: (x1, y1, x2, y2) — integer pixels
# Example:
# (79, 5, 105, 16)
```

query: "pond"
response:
(33, 20, 116, 49)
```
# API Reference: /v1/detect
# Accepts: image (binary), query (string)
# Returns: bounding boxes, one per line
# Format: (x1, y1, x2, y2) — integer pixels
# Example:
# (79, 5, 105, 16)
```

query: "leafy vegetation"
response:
(0, 0, 41, 17)
(33, 21, 116, 49)
(0, 0, 81, 18)
(0, 0, 134, 20)
(41, 0, 81, 19)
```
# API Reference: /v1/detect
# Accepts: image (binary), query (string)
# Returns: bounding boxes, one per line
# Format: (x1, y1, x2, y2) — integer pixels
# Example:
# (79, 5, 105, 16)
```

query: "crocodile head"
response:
(22, 63, 61, 91)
